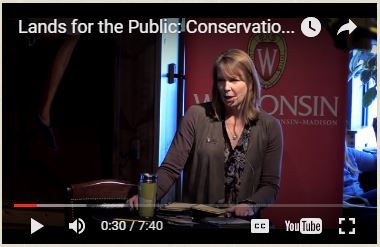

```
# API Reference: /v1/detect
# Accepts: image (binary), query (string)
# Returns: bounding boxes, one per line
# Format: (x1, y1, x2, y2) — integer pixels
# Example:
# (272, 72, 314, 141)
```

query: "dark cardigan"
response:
(157, 102, 283, 206)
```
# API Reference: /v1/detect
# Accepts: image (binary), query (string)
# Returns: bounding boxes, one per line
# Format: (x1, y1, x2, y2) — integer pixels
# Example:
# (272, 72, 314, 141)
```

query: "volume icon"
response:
(69, 218, 86, 234)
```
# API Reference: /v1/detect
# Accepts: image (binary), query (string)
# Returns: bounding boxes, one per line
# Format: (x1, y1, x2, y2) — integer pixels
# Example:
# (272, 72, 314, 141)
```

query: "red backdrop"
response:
(184, 18, 348, 228)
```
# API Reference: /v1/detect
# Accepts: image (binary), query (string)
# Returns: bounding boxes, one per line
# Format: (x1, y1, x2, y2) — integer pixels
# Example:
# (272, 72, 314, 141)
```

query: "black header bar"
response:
(3, 3, 377, 19)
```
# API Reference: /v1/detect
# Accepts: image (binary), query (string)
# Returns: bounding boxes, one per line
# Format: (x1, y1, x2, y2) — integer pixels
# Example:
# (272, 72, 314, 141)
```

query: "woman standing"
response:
(130, 49, 283, 217)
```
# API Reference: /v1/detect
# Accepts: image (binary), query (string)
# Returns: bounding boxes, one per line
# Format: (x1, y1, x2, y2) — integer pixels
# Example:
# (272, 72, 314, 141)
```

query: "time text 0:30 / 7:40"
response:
(100, 220, 164, 231)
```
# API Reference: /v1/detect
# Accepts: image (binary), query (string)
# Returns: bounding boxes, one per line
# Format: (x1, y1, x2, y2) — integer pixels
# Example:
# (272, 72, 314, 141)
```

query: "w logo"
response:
(257, 48, 278, 79)
(248, 34, 287, 89)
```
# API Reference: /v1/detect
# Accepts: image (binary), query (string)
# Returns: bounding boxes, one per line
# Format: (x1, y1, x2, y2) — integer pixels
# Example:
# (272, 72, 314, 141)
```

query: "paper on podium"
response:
(161, 202, 226, 215)
(162, 202, 197, 211)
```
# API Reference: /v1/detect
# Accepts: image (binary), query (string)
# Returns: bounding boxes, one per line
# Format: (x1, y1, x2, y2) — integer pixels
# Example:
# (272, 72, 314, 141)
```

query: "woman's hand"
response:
(226, 203, 254, 217)
(128, 194, 138, 209)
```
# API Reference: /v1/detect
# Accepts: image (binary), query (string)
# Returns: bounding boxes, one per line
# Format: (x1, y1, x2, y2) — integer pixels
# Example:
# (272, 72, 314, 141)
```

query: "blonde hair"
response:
(211, 49, 261, 124)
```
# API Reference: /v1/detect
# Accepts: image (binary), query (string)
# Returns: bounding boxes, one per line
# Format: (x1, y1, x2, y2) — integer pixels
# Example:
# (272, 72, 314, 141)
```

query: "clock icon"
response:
(301, 17, 321, 37)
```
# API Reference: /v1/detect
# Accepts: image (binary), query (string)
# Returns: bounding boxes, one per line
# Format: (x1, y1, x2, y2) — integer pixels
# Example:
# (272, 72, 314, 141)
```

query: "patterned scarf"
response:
(223, 122, 252, 204)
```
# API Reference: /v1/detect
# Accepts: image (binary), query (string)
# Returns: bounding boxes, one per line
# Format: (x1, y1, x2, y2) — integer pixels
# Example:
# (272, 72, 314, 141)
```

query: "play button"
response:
(31, 218, 44, 234)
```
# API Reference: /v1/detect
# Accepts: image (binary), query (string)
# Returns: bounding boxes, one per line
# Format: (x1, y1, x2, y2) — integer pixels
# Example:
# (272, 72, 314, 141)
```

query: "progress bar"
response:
(13, 203, 350, 208)
(13, 203, 128, 208)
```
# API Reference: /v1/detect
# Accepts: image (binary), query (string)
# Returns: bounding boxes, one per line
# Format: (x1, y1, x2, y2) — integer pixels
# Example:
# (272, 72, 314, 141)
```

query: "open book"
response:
(160, 202, 226, 215)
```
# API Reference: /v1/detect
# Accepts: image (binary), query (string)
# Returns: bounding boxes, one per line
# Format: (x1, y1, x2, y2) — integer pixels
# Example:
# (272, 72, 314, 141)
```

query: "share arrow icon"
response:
(337, 19, 357, 35)
(31, 218, 44, 234)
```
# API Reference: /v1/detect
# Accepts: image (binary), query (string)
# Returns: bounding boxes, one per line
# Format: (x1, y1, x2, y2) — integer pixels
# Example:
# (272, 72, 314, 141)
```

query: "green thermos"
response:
(138, 173, 157, 218)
